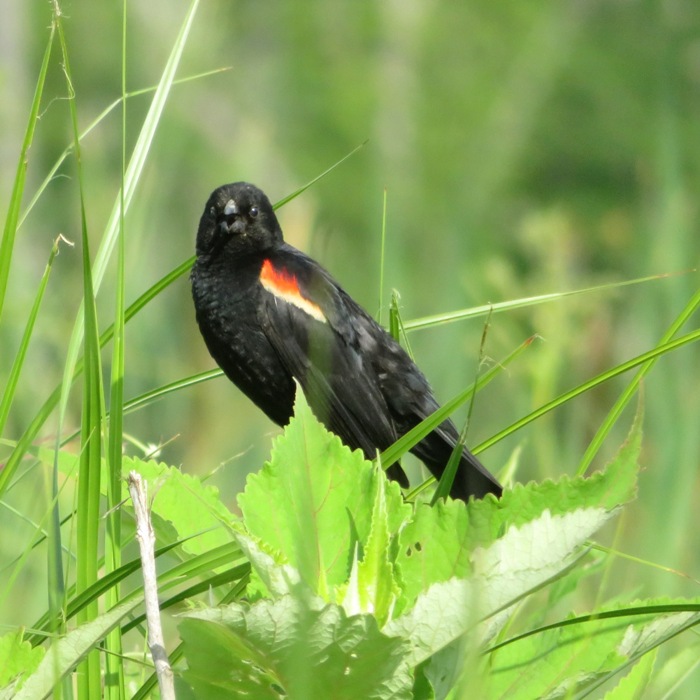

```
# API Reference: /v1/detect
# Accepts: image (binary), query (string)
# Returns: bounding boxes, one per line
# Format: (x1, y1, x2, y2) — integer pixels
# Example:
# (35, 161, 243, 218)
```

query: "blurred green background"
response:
(2, 0, 699, 651)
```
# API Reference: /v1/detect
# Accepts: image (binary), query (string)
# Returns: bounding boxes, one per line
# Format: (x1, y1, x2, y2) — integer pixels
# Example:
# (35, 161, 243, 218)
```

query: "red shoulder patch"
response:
(260, 259, 327, 323)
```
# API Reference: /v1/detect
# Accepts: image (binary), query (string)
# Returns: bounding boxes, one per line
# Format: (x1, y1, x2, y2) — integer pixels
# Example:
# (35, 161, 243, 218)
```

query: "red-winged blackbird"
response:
(191, 182, 502, 500)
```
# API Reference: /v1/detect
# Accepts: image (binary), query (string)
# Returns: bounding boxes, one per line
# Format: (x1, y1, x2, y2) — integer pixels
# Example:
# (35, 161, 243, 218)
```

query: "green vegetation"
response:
(1, 0, 699, 697)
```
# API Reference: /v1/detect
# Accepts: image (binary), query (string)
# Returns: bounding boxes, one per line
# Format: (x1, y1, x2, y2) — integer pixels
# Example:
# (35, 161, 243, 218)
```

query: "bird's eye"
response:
(249, 206, 259, 219)
(209, 206, 216, 217)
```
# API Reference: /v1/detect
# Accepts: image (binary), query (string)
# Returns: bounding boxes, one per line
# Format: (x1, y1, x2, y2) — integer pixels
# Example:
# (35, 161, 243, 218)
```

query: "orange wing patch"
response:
(260, 259, 327, 323)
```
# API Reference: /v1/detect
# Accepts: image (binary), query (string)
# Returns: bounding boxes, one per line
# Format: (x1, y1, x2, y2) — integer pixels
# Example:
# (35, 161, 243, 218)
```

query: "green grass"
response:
(1, 1, 699, 697)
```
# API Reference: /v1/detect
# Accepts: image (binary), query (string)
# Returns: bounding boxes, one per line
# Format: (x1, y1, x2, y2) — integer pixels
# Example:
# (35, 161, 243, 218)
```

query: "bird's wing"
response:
(374, 345, 502, 498)
(256, 248, 408, 485)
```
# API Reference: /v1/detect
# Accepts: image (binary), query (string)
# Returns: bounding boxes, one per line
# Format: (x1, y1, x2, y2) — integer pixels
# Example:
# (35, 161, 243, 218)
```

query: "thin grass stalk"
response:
(0, 258, 194, 498)
(0, 235, 68, 436)
(103, 2, 129, 697)
(383, 334, 536, 473)
(577, 285, 700, 475)
(0, 19, 54, 323)
(378, 188, 388, 325)
(1, 0, 201, 505)
(55, 4, 104, 694)
(476, 327, 700, 456)
(432, 308, 494, 503)
(403, 272, 688, 333)
(18, 68, 231, 230)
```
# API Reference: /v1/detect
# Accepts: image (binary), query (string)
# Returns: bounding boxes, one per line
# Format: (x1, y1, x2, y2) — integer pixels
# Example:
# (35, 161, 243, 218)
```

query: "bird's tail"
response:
(411, 427, 502, 501)
(451, 447, 502, 500)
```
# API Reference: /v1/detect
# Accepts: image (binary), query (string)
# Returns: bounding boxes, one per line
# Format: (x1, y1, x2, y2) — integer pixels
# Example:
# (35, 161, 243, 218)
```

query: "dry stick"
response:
(128, 471, 176, 700)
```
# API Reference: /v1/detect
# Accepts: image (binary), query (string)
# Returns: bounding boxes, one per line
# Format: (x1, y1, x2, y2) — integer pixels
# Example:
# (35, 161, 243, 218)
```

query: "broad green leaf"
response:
(238, 387, 407, 597)
(395, 405, 640, 612)
(179, 597, 412, 700)
(33, 449, 240, 561)
(232, 529, 303, 598)
(602, 648, 657, 700)
(123, 457, 237, 557)
(384, 410, 643, 671)
(387, 507, 601, 667)
(485, 600, 700, 699)
(0, 630, 44, 691)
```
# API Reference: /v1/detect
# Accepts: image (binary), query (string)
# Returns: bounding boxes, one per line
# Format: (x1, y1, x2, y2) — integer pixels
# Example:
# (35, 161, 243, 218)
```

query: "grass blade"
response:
(0, 22, 54, 323)
(377, 188, 388, 325)
(122, 369, 222, 414)
(14, 599, 145, 700)
(273, 140, 369, 210)
(18, 67, 231, 230)
(103, 4, 129, 697)
(90, 0, 201, 294)
(577, 285, 700, 475)
(403, 272, 689, 332)
(432, 308, 494, 503)
(0, 258, 195, 497)
(53, 0, 202, 434)
(1, 0, 201, 494)
(0, 235, 70, 436)
(55, 6, 104, 694)
(380, 335, 537, 470)
(476, 327, 700, 455)
(389, 290, 401, 342)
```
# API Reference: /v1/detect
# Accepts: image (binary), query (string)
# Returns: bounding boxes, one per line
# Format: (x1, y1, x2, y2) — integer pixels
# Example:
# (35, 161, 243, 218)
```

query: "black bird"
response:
(191, 182, 502, 500)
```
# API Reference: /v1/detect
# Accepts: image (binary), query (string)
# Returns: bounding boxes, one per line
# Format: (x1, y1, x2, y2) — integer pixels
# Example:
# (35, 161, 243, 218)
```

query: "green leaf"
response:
(123, 457, 237, 557)
(339, 475, 401, 626)
(402, 273, 684, 332)
(578, 284, 700, 474)
(485, 600, 700, 699)
(232, 529, 304, 598)
(0, 0, 203, 500)
(603, 649, 657, 700)
(385, 408, 642, 668)
(476, 328, 700, 457)
(55, 6, 104, 692)
(179, 597, 412, 700)
(0, 630, 44, 691)
(238, 386, 409, 598)
(272, 141, 368, 210)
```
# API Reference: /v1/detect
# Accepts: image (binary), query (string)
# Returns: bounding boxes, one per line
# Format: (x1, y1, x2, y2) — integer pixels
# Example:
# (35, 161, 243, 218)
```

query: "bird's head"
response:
(196, 182, 283, 259)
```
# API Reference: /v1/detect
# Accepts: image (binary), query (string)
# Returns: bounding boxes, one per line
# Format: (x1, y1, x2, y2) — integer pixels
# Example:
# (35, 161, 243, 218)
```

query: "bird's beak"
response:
(217, 199, 246, 239)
